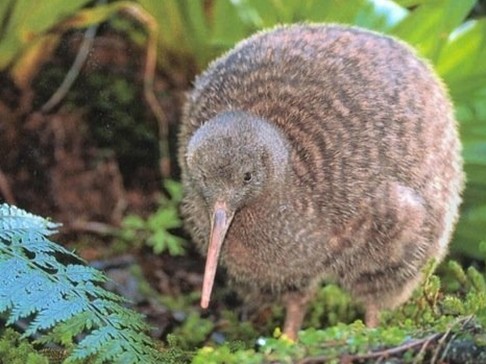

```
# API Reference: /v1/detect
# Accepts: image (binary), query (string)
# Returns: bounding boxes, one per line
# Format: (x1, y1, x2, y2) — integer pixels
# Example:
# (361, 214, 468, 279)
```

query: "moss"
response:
(0, 328, 49, 364)
(185, 260, 486, 363)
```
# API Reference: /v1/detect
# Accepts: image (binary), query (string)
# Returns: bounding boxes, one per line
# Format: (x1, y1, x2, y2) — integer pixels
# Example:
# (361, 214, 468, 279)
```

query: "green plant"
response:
(191, 260, 486, 363)
(0, 0, 95, 87)
(118, 180, 185, 255)
(192, 318, 486, 363)
(134, 0, 410, 73)
(0, 328, 49, 364)
(168, 312, 215, 350)
(0, 203, 165, 363)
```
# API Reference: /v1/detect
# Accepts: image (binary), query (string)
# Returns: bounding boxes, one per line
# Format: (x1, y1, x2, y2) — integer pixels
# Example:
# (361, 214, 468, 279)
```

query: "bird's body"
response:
(178, 24, 463, 339)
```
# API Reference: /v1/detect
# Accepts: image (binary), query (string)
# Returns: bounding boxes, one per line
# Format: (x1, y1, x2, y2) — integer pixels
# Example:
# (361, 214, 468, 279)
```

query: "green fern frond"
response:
(0, 203, 164, 363)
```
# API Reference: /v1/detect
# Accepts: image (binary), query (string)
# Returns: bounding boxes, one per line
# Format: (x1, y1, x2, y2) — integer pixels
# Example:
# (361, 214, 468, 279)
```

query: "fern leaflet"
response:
(0, 204, 164, 363)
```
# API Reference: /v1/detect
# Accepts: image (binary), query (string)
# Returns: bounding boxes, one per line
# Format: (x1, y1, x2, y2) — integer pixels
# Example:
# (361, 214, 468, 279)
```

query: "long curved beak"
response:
(201, 201, 234, 309)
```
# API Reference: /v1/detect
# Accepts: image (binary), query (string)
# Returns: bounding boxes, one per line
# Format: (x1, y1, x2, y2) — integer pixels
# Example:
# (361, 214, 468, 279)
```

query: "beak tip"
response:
(200, 201, 232, 312)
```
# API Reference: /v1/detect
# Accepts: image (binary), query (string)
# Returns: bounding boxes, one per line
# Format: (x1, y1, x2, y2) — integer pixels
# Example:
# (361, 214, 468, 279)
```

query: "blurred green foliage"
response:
(0, 0, 93, 87)
(118, 180, 185, 255)
(0, 329, 49, 364)
(0, 0, 92, 68)
(190, 260, 486, 363)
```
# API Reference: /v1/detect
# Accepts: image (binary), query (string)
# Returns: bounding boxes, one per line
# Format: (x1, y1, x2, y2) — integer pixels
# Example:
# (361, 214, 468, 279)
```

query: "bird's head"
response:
(185, 110, 289, 308)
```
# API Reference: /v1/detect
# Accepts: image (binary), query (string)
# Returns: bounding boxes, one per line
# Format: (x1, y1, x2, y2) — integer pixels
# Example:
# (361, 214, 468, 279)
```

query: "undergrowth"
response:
(180, 260, 486, 363)
(0, 328, 49, 364)
(116, 180, 184, 255)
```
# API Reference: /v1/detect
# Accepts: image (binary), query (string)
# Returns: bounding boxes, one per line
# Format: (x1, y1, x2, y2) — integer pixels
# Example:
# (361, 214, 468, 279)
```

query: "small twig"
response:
(41, 0, 105, 113)
(44, 2, 171, 178)
(65, 220, 117, 235)
(375, 356, 385, 364)
(439, 331, 458, 363)
(297, 354, 332, 364)
(429, 329, 452, 364)
(412, 332, 437, 364)
(300, 316, 476, 364)
(122, 5, 171, 178)
(437, 315, 474, 363)
(298, 333, 442, 364)
(341, 333, 442, 363)
(0, 167, 15, 204)
(319, 339, 348, 348)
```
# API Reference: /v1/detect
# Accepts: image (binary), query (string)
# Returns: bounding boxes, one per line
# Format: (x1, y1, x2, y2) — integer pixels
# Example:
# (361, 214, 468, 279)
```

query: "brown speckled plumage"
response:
(178, 24, 464, 339)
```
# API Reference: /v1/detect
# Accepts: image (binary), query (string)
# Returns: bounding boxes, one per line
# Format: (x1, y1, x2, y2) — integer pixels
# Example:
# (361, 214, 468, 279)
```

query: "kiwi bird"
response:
(178, 24, 463, 340)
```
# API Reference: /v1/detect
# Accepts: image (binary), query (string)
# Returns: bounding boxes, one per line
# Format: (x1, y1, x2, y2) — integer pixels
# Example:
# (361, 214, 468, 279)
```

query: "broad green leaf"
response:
(0, 0, 15, 39)
(393, 0, 431, 6)
(301, 0, 407, 31)
(438, 19, 486, 102)
(0, 0, 92, 69)
(2, 1, 145, 85)
(6, 0, 92, 35)
(463, 142, 486, 166)
(391, 0, 476, 62)
(210, 0, 407, 52)
(228, 0, 273, 28)
(136, 0, 213, 69)
(233, 0, 407, 31)
(353, 0, 408, 31)
(456, 100, 486, 125)
(183, 0, 211, 64)
(454, 204, 486, 255)
(211, 0, 250, 49)
(137, 0, 190, 55)
(463, 166, 486, 191)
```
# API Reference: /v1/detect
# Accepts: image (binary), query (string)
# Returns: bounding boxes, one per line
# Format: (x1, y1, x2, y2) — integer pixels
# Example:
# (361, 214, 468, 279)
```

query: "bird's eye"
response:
(243, 172, 252, 183)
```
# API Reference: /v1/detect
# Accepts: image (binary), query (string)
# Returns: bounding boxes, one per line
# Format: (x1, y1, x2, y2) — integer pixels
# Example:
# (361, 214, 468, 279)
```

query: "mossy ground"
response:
(153, 260, 486, 363)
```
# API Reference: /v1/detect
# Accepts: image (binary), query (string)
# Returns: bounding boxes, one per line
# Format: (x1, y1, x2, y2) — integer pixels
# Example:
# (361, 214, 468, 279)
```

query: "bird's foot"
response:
(282, 291, 312, 341)
(365, 303, 380, 328)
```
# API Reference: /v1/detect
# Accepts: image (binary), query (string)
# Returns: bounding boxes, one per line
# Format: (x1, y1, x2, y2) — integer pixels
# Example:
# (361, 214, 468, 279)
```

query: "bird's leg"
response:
(282, 291, 312, 341)
(364, 302, 380, 327)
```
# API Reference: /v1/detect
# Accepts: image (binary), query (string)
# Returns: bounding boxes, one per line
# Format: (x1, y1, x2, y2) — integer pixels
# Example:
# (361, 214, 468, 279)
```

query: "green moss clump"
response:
(0, 328, 49, 364)
(187, 260, 486, 363)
